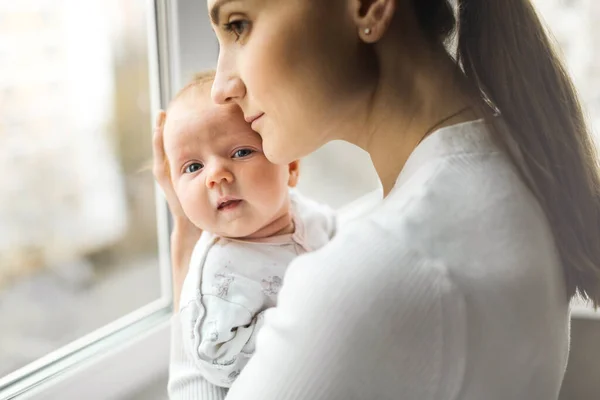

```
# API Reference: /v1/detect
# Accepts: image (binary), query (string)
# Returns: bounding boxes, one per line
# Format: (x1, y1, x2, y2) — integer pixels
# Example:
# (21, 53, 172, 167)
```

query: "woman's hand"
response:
(152, 111, 187, 220)
(152, 111, 202, 310)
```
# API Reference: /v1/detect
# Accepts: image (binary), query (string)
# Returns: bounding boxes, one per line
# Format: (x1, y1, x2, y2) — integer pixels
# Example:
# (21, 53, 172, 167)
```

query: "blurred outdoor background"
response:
(0, 0, 599, 395)
(0, 0, 160, 376)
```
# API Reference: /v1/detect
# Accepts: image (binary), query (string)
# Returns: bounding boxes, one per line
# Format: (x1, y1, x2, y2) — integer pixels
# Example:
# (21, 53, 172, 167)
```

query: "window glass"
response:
(534, 0, 600, 137)
(0, 0, 160, 377)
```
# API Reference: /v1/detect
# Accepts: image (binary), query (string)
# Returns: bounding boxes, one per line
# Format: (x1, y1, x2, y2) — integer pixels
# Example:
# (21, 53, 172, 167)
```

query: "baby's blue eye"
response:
(233, 149, 254, 158)
(184, 163, 203, 173)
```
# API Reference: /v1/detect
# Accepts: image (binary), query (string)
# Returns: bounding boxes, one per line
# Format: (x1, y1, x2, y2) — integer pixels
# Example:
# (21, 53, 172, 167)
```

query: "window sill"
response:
(4, 305, 171, 400)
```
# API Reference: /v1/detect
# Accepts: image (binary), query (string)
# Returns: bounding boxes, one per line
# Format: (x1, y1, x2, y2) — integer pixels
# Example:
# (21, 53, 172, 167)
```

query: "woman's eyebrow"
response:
(210, 0, 240, 25)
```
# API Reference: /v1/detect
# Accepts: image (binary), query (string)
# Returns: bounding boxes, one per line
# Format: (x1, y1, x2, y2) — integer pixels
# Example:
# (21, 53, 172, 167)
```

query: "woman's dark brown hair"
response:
(414, 0, 600, 305)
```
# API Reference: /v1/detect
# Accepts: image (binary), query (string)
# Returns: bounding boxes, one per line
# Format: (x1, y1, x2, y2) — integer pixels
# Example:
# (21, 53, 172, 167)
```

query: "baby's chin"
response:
(213, 221, 264, 240)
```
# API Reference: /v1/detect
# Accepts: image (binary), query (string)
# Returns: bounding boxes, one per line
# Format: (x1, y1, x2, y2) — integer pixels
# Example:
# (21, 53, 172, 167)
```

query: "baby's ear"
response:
(287, 160, 300, 187)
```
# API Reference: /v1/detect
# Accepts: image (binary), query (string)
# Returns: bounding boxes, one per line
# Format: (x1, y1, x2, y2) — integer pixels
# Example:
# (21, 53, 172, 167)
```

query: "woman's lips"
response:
(245, 112, 264, 124)
(246, 113, 264, 130)
(251, 115, 264, 130)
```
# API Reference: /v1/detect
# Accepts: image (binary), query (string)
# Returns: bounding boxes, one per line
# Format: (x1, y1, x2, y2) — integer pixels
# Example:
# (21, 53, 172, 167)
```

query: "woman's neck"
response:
(347, 46, 482, 196)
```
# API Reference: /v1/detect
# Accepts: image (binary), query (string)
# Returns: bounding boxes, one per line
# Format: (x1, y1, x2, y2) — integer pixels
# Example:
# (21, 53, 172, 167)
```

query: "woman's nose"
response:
(211, 75, 245, 105)
(212, 57, 246, 105)
(206, 163, 234, 188)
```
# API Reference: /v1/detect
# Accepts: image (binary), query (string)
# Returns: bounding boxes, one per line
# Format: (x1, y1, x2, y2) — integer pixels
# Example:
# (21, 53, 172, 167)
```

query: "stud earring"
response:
(364, 28, 372, 35)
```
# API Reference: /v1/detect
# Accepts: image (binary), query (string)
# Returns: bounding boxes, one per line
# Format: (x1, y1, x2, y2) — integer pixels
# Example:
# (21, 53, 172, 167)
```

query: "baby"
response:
(163, 71, 336, 393)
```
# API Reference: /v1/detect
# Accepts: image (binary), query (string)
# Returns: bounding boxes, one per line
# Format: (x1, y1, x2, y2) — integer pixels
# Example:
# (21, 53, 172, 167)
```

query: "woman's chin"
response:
(264, 141, 308, 166)
(264, 147, 292, 165)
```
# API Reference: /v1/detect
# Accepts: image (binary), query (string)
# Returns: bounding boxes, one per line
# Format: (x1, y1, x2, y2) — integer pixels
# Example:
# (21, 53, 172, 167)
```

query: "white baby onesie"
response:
(175, 190, 336, 388)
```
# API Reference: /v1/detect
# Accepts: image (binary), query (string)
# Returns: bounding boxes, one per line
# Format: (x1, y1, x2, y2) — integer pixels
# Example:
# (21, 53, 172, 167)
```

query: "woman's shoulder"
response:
(278, 215, 467, 397)
(371, 119, 551, 255)
(285, 116, 562, 310)
(285, 207, 461, 310)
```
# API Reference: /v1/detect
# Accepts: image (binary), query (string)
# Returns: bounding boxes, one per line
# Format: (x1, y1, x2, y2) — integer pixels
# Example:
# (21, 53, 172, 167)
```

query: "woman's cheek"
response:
(244, 32, 284, 107)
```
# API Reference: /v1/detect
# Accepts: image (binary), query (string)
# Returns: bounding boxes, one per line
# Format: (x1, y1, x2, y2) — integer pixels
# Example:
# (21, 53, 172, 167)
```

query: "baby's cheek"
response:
(252, 165, 287, 200)
(180, 188, 210, 227)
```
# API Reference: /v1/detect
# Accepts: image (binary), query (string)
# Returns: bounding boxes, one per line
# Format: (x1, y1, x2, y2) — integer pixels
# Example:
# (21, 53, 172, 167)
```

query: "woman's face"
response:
(208, 0, 374, 164)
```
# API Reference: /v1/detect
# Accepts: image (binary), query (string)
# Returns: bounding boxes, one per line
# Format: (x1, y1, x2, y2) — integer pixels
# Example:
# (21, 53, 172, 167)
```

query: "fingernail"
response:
(156, 111, 166, 126)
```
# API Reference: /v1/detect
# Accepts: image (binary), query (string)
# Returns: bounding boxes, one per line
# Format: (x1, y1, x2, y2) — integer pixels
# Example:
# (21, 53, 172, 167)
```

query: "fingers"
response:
(152, 110, 166, 155)
(152, 110, 167, 178)
(151, 109, 188, 219)
(155, 110, 166, 130)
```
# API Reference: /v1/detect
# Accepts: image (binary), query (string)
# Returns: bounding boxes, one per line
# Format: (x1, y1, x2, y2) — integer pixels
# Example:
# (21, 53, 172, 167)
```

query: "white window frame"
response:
(0, 0, 598, 399)
(571, 302, 600, 320)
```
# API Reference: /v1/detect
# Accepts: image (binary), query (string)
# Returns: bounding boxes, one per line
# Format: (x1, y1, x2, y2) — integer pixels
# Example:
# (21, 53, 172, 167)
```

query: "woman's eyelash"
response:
(223, 20, 249, 41)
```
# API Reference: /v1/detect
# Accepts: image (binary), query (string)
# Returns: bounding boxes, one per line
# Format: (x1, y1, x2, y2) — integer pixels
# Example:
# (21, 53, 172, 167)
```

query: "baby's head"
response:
(162, 70, 299, 239)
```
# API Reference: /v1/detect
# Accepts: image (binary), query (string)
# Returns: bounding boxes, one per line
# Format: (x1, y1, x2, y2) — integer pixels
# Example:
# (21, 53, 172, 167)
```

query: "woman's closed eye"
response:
(183, 162, 204, 174)
(223, 19, 250, 41)
(232, 148, 255, 159)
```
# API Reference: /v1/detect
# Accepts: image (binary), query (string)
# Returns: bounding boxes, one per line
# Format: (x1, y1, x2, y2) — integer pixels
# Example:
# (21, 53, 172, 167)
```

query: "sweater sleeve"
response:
(168, 314, 228, 400)
(224, 219, 467, 400)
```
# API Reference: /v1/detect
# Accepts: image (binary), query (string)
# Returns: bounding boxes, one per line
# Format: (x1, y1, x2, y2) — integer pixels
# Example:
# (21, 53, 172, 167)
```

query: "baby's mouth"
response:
(217, 199, 243, 211)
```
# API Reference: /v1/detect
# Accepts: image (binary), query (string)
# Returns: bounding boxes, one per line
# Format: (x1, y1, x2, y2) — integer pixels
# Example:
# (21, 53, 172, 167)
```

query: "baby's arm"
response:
(168, 312, 227, 400)
(190, 295, 266, 386)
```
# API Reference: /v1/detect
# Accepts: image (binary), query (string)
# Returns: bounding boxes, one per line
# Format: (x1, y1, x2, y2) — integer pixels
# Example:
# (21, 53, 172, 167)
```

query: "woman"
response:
(155, 0, 600, 398)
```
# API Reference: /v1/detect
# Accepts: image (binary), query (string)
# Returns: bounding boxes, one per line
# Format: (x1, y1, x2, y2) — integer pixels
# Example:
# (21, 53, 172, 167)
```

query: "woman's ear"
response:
(287, 160, 300, 187)
(351, 0, 396, 43)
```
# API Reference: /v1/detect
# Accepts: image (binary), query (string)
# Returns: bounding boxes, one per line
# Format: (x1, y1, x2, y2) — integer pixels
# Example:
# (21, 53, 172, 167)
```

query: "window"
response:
(0, 1, 172, 398)
(534, 0, 600, 139)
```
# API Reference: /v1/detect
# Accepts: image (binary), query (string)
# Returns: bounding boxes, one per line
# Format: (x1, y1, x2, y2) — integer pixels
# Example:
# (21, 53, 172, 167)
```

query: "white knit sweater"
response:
(169, 119, 570, 400)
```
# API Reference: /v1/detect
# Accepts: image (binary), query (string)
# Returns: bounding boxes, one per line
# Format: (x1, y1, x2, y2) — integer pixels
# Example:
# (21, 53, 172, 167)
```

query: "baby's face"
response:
(163, 94, 294, 238)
